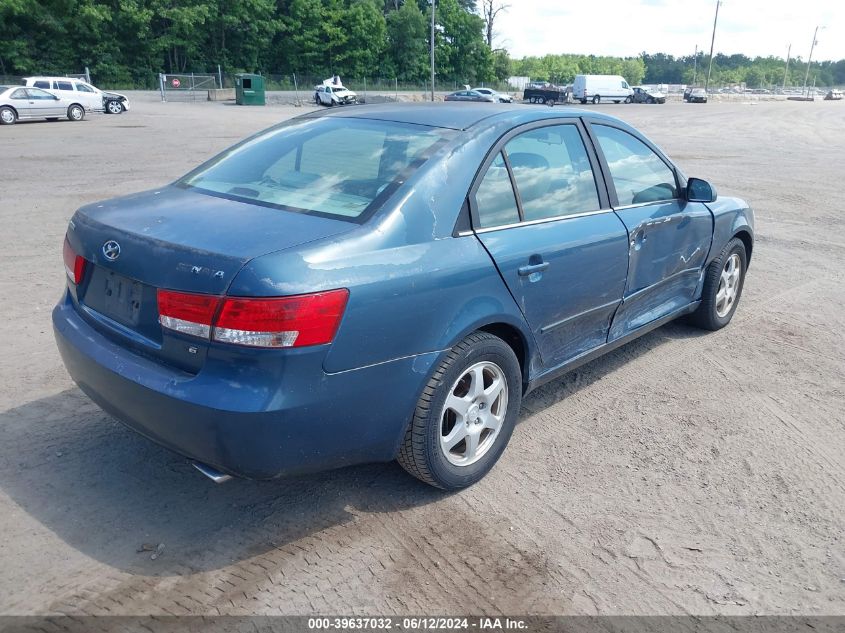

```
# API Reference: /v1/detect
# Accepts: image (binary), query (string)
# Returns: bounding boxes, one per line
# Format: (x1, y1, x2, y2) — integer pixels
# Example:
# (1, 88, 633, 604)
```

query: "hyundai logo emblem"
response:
(102, 240, 121, 261)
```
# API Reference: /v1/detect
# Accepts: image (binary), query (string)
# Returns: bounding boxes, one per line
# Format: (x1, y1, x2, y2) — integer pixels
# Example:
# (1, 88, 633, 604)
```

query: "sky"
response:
(486, 0, 844, 62)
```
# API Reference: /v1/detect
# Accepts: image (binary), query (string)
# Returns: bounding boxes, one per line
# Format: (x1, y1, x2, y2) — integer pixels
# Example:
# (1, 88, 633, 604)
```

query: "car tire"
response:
(580, 98, 587, 104)
(67, 104, 85, 121)
(106, 100, 124, 114)
(625, 96, 633, 104)
(689, 237, 747, 331)
(592, 95, 600, 104)
(547, 99, 555, 107)
(0, 106, 17, 125)
(315, 95, 320, 105)
(397, 331, 522, 490)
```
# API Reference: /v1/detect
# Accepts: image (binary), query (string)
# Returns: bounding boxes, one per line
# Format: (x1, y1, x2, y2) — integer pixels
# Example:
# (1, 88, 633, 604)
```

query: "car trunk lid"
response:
(67, 185, 355, 372)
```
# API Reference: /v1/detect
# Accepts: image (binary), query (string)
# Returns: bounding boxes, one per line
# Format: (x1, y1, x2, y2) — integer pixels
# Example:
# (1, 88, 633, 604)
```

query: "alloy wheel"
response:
(438, 361, 508, 467)
(715, 253, 741, 317)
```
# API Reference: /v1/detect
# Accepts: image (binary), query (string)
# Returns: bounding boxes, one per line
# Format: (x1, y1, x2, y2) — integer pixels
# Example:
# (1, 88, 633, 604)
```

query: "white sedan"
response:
(314, 84, 358, 106)
(471, 87, 513, 103)
(0, 85, 85, 125)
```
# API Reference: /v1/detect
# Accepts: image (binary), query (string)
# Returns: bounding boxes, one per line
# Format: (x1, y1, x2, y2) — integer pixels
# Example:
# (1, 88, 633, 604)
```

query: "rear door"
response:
(470, 121, 629, 368)
(7, 88, 30, 118)
(586, 121, 713, 340)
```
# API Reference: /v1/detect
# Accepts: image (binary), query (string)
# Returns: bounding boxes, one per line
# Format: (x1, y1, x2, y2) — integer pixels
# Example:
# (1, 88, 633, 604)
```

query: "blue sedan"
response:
(53, 104, 754, 489)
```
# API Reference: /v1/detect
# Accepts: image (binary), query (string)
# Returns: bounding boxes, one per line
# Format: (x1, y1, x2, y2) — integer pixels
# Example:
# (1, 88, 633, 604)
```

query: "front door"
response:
(588, 122, 713, 340)
(471, 122, 629, 368)
(25, 88, 65, 117)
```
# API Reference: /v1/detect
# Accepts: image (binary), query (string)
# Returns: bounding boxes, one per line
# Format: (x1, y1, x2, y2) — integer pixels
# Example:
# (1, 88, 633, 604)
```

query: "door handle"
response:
(518, 262, 550, 276)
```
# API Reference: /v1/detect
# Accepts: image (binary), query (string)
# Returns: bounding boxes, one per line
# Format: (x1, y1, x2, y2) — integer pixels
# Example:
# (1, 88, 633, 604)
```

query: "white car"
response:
(23, 77, 131, 114)
(0, 85, 85, 124)
(471, 87, 513, 103)
(314, 84, 358, 106)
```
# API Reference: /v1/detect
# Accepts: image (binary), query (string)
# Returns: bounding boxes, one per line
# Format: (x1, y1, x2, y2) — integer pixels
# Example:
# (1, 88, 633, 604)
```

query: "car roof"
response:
(24, 76, 86, 83)
(301, 102, 624, 132)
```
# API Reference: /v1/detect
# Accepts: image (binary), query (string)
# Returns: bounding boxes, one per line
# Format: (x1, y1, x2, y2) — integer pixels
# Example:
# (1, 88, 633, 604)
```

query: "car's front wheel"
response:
(106, 100, 124, 114)
(397, 331, 522, 490)
(67, 104, 85, 121)
(689, 237, 747, 330)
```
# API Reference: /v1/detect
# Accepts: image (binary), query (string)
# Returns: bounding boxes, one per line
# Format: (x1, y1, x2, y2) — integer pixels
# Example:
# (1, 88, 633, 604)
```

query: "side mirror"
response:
(686, 177, 717, 203)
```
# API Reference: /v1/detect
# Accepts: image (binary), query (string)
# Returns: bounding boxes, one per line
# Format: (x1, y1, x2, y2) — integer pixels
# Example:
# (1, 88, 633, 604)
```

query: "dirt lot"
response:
(0, 94, 843, 617)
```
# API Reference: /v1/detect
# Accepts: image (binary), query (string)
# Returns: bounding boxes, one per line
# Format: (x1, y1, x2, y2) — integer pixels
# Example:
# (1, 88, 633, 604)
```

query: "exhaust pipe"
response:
(192, 461, 233, 483)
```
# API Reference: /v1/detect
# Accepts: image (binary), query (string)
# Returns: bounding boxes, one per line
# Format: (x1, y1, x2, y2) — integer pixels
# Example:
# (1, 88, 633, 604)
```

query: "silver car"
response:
(444, 90, 497, 103)
(0, 85, 86, 125)
(472, 87, 513, 103)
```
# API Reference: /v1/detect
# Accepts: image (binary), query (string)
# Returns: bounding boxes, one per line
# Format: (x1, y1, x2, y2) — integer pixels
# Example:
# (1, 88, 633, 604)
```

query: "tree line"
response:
(1, 0, 843, 89)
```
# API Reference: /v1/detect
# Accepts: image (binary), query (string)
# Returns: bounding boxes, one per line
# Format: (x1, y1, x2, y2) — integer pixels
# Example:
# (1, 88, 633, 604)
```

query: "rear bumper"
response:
(53, 292, 439, 479)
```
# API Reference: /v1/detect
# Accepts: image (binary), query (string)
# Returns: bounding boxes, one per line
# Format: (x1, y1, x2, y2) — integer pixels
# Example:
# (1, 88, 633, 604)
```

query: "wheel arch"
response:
(477, 322, 532, 390)
(0, 104, 18, 119)
(733, 229, 753, 264)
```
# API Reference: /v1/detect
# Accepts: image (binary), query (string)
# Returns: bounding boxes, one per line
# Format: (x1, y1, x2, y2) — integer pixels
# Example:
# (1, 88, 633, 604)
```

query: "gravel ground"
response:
(0, 94, 843, 617)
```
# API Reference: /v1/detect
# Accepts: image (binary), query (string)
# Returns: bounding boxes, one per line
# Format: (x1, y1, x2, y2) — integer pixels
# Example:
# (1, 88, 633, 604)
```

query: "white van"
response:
(572, 75, 633, 104)
(23, 77, 131, 114)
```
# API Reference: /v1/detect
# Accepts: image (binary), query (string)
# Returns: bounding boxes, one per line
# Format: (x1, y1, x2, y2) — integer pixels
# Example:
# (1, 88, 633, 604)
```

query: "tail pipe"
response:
(193, 461, 233, 483)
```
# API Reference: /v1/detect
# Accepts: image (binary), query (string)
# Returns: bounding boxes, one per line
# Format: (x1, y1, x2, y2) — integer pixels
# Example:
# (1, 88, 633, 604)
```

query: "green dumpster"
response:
(235, 73, 265, 106)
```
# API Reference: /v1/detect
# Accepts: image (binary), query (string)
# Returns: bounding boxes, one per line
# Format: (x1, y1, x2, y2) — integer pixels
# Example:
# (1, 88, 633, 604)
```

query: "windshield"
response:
(179, 117, 453, 222)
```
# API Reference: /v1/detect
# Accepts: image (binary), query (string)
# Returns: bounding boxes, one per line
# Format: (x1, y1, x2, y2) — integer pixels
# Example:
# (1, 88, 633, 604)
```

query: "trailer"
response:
(523, 84, 569, 105)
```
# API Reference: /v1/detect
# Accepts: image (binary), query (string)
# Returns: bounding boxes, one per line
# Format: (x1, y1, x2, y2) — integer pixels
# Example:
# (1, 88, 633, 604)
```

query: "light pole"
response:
(802, 26, 824, 97)
(705, 0, 721, 94)
(430, 0, 436, 102)
(692, 44, 698, 85)
(782, 43, 791, 90)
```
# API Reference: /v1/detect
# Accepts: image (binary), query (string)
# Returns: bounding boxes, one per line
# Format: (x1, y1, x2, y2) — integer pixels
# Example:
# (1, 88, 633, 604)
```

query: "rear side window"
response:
(180, 117, 453, 222)
(504, 124, 600, 221)
(55, 81, 73, 91)
(474, 152, 520, 228)
(593, 125, 678, 206)
(10, 88, 27, 99)
(33, 81, 50, 89)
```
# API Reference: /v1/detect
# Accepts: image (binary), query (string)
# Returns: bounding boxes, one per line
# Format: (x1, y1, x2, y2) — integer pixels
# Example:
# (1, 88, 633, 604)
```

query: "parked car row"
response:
(0, 76, 131, 125)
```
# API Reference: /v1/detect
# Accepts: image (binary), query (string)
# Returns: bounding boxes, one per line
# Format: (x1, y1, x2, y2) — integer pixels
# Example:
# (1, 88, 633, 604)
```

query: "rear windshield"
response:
(179, 117, 454, 222)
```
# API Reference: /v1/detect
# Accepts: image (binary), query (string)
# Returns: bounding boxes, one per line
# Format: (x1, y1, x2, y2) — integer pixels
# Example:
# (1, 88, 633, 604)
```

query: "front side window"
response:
(474, 152, 520, 228)
(180, 117, 453, 221)
(26, 88, 56, 100)
(75, 83, 95, 93)
(593, 125, 678, 206)
(504, 124, 600, 221)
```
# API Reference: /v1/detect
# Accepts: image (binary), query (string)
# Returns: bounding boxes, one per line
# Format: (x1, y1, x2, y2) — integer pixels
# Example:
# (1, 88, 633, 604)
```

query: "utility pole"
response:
(430, 0, 436, 102)
(802, 26, 822, 97)
(692, 44, 698, 85)
(705, 0, 721, 93)
(782, 43, 791, 90)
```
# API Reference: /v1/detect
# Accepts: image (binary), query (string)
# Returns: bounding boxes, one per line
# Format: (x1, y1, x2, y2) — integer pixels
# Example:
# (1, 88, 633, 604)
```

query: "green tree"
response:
(386, 0, 428, 80)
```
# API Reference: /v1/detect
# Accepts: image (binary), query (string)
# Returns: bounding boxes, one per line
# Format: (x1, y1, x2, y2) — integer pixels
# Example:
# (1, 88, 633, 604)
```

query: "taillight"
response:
(156, 288, 348, 349)
(63, 237, 86, 285)
(157, 290, 221, 339)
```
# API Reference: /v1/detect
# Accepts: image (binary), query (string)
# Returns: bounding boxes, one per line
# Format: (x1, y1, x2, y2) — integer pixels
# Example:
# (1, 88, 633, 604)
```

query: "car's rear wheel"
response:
(592, 95, 600, 104)
(67, 104, 85, 121)
(397, 331, 522, 490)
(689, 238, 747, 331)
(0, 106, 16, 125)
(106, 100, 124, 114)
(625, 96, 633, 104)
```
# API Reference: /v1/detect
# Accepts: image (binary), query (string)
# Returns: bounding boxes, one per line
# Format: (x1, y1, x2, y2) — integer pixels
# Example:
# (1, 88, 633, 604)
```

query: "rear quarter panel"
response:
(227, 118, 538, 375)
